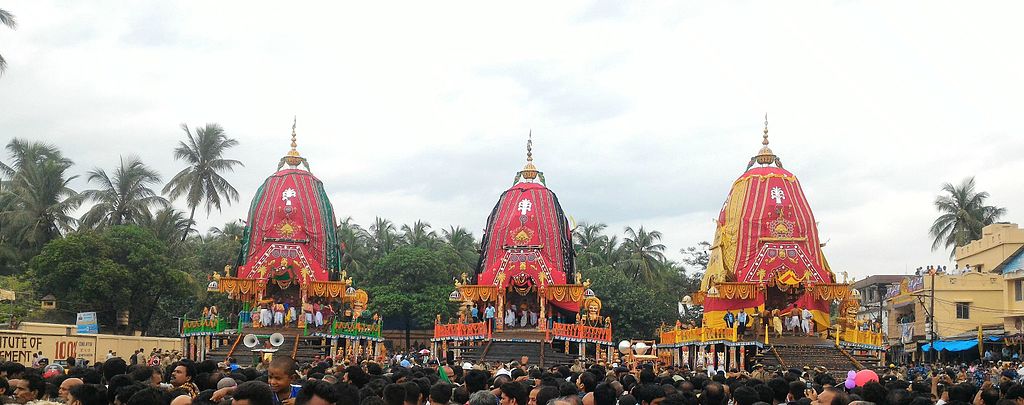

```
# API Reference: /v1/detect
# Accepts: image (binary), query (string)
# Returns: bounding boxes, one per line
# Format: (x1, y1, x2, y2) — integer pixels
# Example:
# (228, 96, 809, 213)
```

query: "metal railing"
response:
(433, 320, 491, 340)
(181, 318, 228, 335)
(548, 322, 612, 343)
(659, 326, 738, 344)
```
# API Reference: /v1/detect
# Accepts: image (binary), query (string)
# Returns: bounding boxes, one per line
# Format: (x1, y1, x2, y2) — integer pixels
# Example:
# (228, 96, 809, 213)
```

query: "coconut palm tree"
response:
(401, 220, 438, 248)
(619, 226, 668, 282)
(163, 123, 243, 241)
(209, 220, 245, 242)
(80, 156, 168, 228)
(369, 217, 398, 258)
(929, 177, 1006, 258)
(139, 207, 196, 246)
(442, 225, 477, 270)
(599, 235, 624, 267)
(0, 9, 16, 75)
(573, 222, 608, 269)
(336, 216, 371, 274)
(0, 139, 81, 252)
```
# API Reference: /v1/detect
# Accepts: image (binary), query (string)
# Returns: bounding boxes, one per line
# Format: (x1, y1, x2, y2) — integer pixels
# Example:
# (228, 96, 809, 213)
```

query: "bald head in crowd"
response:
(58, 377, 83, 402)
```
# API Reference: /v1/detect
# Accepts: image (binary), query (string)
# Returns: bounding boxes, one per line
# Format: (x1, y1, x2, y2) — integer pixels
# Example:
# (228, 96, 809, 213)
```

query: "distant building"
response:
(956, 223, 1024, 334)
(851, 275, 909, 339)
(956, 223, 1024, 273)
(996, 246, 1024, 334)
(882, 223, 1024, 363)
(887, 269, 1003, 362)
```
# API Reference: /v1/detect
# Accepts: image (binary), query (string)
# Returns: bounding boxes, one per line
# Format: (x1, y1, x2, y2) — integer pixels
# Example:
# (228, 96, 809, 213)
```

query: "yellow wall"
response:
(1002, 273, 1024, 332)
(888, 272, 1004, 339)
(956, 223, 1024, 273)
(953, 222, 1024, 334)
(0, 322, 180, 366)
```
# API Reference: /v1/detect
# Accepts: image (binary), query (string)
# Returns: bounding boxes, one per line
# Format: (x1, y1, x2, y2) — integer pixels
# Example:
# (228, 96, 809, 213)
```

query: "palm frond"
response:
(0, 9, 17, 30)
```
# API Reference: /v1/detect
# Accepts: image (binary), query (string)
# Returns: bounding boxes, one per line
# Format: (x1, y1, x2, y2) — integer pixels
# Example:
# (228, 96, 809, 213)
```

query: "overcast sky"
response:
(2, 1, 1022, 279)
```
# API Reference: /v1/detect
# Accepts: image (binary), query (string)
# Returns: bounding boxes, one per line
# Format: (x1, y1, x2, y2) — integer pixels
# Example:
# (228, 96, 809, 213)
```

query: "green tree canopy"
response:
(28, 225, 195, 335)
(583, 265, 679, 340)
(365, 246, 456, 347)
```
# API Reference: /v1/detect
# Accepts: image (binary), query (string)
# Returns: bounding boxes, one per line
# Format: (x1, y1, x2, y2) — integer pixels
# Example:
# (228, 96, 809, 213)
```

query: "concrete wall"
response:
(1002, 272, 1024, 333)
(0, 322, 180, 366)
(956, 223, 1024, 273)
(888, 272, 1004, 340)
(953, 223, 1024, 335)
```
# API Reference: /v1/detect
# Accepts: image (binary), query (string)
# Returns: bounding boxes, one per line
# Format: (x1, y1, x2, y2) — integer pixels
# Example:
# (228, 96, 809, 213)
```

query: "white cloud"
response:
(1, 1, 1023, 279)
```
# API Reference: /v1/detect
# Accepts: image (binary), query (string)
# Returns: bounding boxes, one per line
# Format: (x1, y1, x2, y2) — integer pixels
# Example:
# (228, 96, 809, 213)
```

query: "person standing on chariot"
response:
(313, 302, 324, 327)
(273, 301, 285, 325)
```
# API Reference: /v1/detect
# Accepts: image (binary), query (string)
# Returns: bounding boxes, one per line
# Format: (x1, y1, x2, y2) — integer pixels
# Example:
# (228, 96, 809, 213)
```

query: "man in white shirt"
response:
(801, 307, 813, 335)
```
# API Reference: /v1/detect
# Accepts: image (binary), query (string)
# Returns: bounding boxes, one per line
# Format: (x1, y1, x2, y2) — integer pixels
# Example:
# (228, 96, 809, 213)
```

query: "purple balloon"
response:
(845, 379, 856, 389)
(848, 370, 857, 378)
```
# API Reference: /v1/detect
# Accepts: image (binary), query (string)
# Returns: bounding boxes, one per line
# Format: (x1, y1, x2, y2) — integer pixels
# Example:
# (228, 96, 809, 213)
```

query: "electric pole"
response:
(929, 267, 936, 363)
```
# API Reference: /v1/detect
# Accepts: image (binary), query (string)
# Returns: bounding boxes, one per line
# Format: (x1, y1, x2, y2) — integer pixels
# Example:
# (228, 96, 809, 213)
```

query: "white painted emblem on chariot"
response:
(282, 188, 297, 206)
(770, 187, 785, 204)
(517, 199, 533, 215)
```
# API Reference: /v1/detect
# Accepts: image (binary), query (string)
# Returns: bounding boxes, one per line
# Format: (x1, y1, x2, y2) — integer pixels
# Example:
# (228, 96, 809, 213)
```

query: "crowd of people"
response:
(457, 303, 591, 331)
(711, 307, 885, 341)
(240, 299, 338, 330)
(721, 307, 816, 338)
(7, 344, 1024, 405)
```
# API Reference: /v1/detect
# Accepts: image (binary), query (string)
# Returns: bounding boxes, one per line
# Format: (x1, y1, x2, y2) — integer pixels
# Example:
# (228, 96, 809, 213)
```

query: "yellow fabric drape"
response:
(459, 286, 499, 302)
(542, 285, 585, 302)
(701, 177, 750, 291)
(744, 173, 797, 181)
(309, 281, 350, 298)
(218, 278, 266, 298)
(714, 282, 759, 300)
(809, 283, 850, 301)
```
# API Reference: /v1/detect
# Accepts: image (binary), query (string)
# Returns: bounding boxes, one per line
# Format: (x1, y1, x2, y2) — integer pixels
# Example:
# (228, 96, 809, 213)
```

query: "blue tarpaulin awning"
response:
(921, 340, 978, 352)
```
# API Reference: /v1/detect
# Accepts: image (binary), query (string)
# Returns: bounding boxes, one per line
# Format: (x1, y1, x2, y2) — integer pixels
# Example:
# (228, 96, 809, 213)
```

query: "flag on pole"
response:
(978, 325, 984, 357)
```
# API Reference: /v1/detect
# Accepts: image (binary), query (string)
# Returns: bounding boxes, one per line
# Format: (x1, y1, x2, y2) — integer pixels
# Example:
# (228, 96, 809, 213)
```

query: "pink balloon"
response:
(854, 369, 879, 387)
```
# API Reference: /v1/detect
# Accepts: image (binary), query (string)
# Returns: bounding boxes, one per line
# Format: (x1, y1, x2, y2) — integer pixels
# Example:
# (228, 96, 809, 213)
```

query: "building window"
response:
(956, 302, 970, 319)
(1016, 280, 1023, 301)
